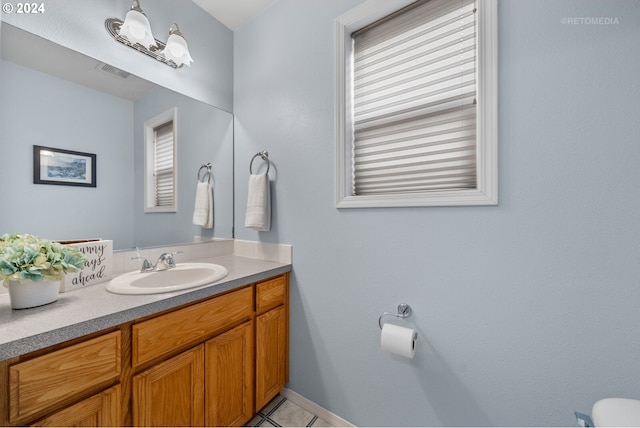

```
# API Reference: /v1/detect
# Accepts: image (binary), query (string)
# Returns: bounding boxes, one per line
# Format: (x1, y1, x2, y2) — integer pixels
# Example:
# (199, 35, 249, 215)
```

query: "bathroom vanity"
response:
(0, 256, 290, 427)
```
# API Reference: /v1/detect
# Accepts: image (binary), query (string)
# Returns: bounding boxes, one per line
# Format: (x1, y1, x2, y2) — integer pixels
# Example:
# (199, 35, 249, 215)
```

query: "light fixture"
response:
(105, 0, 194, 69)
(160, 24, 194, 67)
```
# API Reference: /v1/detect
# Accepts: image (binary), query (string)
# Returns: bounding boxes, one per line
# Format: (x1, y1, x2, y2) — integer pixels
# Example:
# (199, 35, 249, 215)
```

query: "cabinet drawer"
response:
(256, 275, 287, 313)
(9, 331, 121, 424)
(133, 286, 253, 367)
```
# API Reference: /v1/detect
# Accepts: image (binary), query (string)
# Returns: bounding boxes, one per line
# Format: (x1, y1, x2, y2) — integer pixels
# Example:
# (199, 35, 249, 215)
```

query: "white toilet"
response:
(592, 398, 640, 427)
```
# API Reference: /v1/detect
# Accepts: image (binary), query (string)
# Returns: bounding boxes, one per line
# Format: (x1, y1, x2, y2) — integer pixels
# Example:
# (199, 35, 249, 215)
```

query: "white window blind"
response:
(351, 0, 477, 196)
(153, 121, 175, 207)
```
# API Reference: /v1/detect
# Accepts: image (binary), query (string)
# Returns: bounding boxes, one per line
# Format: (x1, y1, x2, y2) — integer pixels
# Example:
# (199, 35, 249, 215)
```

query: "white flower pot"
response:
(7, 280, 60, 309)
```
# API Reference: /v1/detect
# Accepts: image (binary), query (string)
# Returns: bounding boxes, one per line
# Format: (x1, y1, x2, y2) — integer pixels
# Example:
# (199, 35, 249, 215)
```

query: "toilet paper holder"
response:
(378, 303, 413, 330)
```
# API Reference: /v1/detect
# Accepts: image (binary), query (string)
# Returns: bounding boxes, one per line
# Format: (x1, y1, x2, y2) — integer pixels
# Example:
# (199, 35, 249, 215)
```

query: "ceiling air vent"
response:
(96, 62, 132, 79)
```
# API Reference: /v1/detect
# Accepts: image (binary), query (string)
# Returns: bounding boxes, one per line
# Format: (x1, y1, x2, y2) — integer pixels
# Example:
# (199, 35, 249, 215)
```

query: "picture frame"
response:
(33, 145, 96, 187)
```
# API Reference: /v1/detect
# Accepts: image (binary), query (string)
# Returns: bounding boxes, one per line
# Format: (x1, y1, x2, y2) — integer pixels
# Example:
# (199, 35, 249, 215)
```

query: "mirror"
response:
(0, 23, 234, 250)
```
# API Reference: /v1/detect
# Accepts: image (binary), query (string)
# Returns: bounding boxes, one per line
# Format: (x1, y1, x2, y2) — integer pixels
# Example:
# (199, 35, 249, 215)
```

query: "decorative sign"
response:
(59, 240, 113, 292)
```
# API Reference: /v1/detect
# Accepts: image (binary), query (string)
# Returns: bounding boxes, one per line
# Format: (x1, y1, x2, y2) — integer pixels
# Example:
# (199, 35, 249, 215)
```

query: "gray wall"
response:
(234, 0, 640, 426)
(0, 59, 135, 247)
(1, 0, 234, 111)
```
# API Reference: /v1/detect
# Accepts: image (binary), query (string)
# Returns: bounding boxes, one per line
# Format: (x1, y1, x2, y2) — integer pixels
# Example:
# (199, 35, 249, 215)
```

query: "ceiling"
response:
(191, 0, 279, 31)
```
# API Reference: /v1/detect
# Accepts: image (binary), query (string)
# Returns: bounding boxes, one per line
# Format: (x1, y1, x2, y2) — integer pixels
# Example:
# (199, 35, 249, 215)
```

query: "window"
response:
(335, 0, 497, 208)
(144, 108, 177, 212)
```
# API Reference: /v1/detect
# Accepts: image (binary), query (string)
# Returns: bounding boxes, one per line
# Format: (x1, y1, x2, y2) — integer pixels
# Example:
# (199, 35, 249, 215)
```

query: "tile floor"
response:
(247, 394, 333, 427)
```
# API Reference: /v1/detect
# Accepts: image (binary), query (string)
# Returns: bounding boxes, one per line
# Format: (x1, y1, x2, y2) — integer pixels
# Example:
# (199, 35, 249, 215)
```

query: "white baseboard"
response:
(280, 388, 355, 427)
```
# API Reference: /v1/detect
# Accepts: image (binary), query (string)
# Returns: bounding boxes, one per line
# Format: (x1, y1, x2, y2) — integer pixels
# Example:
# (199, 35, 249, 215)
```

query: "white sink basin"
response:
(592, 398, 640, 427)
(106, 262, 228, 295)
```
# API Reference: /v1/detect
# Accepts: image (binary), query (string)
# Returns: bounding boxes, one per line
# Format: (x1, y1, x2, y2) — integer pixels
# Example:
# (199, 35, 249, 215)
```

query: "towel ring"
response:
(249, 151, 270, 174)
(197, 163, 212, 183)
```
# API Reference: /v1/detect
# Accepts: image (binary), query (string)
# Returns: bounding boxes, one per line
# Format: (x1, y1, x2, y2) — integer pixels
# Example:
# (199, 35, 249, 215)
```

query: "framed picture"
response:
(33, 145, 96, 187)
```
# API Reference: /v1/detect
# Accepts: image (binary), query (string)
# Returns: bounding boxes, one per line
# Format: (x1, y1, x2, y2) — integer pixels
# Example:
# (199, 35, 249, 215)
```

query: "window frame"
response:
(335, 0, 498, 208)
(144, 108, 178, 213)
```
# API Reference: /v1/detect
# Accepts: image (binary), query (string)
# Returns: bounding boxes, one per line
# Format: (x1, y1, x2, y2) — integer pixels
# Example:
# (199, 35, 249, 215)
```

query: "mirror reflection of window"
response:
(144, 108, 177, 213)
(153, 121, 175, 208)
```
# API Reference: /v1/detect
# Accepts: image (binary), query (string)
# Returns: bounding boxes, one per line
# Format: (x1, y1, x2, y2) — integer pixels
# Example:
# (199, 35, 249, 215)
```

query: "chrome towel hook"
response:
(249, 151, 270, 174)
(197, 163, 212, 183)
(379, 303, 413, 330)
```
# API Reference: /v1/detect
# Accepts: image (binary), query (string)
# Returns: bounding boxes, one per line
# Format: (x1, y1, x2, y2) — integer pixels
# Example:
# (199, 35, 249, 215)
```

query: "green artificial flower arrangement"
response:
(0, 233, 86, 286)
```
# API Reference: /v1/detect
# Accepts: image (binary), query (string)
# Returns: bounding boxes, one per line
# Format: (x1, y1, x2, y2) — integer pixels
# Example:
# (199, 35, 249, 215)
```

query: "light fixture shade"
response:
(118, 8, 156, 49)
(161, 28, 193, 67)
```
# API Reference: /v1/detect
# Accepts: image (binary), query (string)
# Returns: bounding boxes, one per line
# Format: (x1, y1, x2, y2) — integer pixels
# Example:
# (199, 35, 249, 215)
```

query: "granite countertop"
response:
(0, 255, 291, 362)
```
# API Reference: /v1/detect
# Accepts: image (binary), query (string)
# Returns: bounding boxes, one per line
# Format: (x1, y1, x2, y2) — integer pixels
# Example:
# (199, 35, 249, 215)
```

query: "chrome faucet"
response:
(131, 248, 182, 272)
(155, 252, 182, 271)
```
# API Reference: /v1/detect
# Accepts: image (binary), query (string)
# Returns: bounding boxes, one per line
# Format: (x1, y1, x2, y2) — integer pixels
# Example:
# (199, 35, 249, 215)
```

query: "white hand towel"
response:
(193, 181, 213, 228)
(244, 173, 270, 231)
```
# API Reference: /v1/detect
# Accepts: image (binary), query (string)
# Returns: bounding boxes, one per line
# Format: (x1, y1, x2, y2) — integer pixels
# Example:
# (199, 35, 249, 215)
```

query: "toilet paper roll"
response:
(381, 323, 417, 359)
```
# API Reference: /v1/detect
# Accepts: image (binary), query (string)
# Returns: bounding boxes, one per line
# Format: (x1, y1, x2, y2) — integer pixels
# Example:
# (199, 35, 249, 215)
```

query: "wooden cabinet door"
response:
(133, 345, 204, 427)
(255, 305, 287, 410)
(32, 385, 120, 427)
(205, 321, 254, 427)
